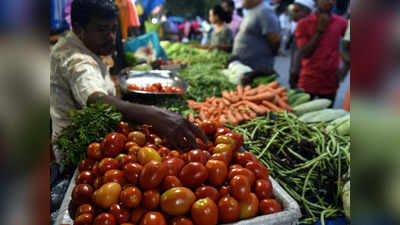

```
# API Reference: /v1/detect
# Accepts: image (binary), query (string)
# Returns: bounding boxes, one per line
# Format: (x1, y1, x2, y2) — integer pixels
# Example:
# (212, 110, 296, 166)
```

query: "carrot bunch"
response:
(186, 81, 293, 125)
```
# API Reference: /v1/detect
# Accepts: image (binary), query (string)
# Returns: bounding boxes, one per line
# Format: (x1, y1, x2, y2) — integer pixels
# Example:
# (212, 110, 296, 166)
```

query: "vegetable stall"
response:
(51, 43, 350, 225)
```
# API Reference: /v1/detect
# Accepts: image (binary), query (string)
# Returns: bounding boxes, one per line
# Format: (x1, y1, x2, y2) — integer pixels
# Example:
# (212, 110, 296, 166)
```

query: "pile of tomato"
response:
(159, 59, 183, 66)
(128, 83, 184, 94)
(72, 121, 282, 225)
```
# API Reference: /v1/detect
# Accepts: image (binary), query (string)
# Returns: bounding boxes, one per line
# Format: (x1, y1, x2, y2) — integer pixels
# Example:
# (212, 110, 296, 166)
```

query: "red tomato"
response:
(230, 175, 251, 201)
(93, 176, 103, 190)
(78, 159, 96, 172)
(196, 138, 213, 150)
(74, 213, 93, 225)
(225, 132, 244, 149)
(119, 154, 137, 166)
(179, 162, 208, 188)
(245, 161, 269, 180)
(259, 199, 281, 215)
(234, 152, 259, 166)
(191, 198, 218, 225)
(187, 149, 207, 165)
(138, 147, 162, 165)
(213, 143, 232, 154)
(103, 169, 126, 186)
(168, 150, 180, 158)
(72, 184, 93, 205)
(179, 153, 189, 163)
(229, 164, 243, 171)
(109, 203, 130, 224)
(120, 186, 142, 208)
(142, 190, 160, 210)
(161, 176, 182, 191)
(219, 185, 231, 197)
(228, 167, 256, 186)
(218, 196, 240, 223)
(93, 213, 116, 225)
(139, 161, 167, 190)
(209, 150, 232, 166)
(198, 121, 217, 136)
(120, 223, 134, 225)
(202, 150, 211, 161)
(145, 143, 159, 150)
(139, 211, 167, 225)
(214, 127, 231, 138)
(195, 186, 220, 202)
(76, 171, 95, 185)
(205, 160, 228, 187)
(75, 204, 94, 217)
(158, 147, 170, 157)
(123, 163, 143, 185)
(163, 157, 185, 176)
(128, 131, 147, 147)
(175, 87, 184, 93)
(160, 187, 196, 216)
(130, 208, 148, 224)
(125, 141, 138, 152)
(254, 179, 273, 200)
(92, 162, 101, 177)
(102, 132, 127, 158)
(128, 145, 141, 157)
(87, 142, 103, 160)
(99, 158, 120, 175)
(169, 216, 194, 225)
(116, 121, 132, 136)
(239, 193, 259, 219)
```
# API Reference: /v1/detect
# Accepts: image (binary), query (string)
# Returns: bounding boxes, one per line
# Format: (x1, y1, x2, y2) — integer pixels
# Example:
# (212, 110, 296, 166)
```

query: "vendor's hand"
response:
(317, 13, 330, 33)
(241, 71, 256, 86)
(149, 107, 208, 150)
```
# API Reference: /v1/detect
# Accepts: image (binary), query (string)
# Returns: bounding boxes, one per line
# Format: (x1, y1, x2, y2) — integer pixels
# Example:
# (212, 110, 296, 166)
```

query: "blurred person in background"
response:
(295, 0, 348, 106)
(288, 0, 314, 88)
(232, 0, 281, 81)
(221, 0, 243, 37)
(50, 0, 207, 161)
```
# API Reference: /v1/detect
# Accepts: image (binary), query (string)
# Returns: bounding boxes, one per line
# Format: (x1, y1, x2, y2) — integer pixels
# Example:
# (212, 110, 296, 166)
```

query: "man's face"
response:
(242, 0, 262, 9)
(76, 17, 118, 56)
(292, 4, 309, 22)
(222, 2, 233, 13)
(317, 0, 336, 13)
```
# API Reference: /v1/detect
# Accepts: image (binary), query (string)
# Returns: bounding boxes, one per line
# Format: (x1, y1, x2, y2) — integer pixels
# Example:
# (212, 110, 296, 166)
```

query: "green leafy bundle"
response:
(55, 102, 122, 168)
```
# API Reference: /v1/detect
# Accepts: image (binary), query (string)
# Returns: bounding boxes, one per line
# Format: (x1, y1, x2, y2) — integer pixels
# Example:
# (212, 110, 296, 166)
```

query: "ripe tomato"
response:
(218, 196, 240, 223)
(120, 223, 134, 225)
(239, 193, 259, 219)
(234, 152, 259, 166)
(142, 190, 160, 210)
(196, 138, 213, 150)
(168, 150, 180, 158)
(119, 154, 137, 166)
(213, 143, 232, 154)
(179, 153, 189, 163)
(229, 164, 242, 171)
(163, 157, 185, 177)
(259, 199, 281, 215)
(76, 171, 95, 185)
(187, 149, 207, 165)
(219, 185, 231, 197)
(93, 213, 116, 225)
(130, 208, 148, 224)
(139, 161, 167, 190)
(128, 145, 141, 157)
(215, 136, 236, 148)
(116, 121, 132, 136)
(92, 162, 101, 176)
(145, 143, 159, 150)
(93, 182, 122, 209)
(120, 186, 142, 208)
(78, 159, 96, 172)
(72, 184, 93, 205)
(191, 198, 218, 225)
(161, 176, 182, 191)
(205, 160, 227, 187)
(254, 179, 273, 200)
(138, 147, 162, 165)
(160, 187, 196, 216)
(93, 176, 103, 189)
(125, 141, 138, 152)
(123, 162, 143, 185)
(139, 211, 167, 225)
(74, 213, 93, 225)
(158, 146, 170, 157)
(225, 132, 244, 149)
(109, 203, 130, 224)
(103, 169, 126, 186)
(202, 150, 211, 161)
(87, 142, 102, 160)
(195, 186, 220, 202)
(128, 131, 147, 147)
(210, 150, 232, 166)
(245, 161, 269, 180)
(230, 175, 251, 201)
(99, 158, 120, 175)
(198, 121, 217, 136)
(169, 216, 194, 225)
(179, 162, 208, 188)
(75, 204, 94, 217)
(102, 132, 127, 158)
(228, 167, 256, 186)
(214, 127, 231, 138)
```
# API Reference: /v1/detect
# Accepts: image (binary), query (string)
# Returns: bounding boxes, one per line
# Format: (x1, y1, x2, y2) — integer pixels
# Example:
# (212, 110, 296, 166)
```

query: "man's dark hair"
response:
(222, 0, 235, 9)
(71, 0, 119, 27)
(212, 5, 232, 23)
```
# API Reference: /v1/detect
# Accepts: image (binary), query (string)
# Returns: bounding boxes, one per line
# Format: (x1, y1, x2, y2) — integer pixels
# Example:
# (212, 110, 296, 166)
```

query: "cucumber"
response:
(293, 99, 332, 115)
(290, 93, 311, 107)
(286, 89, 297, 99)
(299, 109, 348, 123)
(327, 114, 350, 135)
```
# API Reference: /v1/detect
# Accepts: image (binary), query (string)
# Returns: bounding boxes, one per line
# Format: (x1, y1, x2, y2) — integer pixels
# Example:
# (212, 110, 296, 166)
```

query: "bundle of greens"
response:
(55, 102, 122, 168)
(230, 112, 350, 224)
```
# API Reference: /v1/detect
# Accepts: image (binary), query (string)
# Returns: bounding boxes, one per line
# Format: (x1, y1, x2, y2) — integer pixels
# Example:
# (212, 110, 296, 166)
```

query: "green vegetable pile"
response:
(56, 102, 122, 168)
(230, 112, 350, 224)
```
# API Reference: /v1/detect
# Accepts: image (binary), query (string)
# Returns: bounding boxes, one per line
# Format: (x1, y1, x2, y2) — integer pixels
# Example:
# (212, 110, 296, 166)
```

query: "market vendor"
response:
(231, 0, 281, 73)
(50, 0, 208, 160)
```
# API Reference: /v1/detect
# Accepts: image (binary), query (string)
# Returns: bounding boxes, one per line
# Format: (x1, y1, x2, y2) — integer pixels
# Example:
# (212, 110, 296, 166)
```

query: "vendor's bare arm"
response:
(300, 13, 330, 58)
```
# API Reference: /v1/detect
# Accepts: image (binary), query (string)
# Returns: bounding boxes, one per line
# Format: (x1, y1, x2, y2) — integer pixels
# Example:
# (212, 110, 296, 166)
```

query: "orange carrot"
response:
(240, 110, 250, 120)
(237, 85, 244, 98)
(199, 110, 206, 121)
(188, 113, 195, 122)
(222, 91, 234, 102)
(219, 115, 228, 125)
(244, 92, 275, 103)
(282, 96, 289, 103)
(266, 81, 279, 89)
(276, 87, 286, 96)
(232, 101, 246, 108)
(275, 95, 293, 111)
(245, 88, 258, 96)
(262, 100, 283, 112)
(243, 101, 269, 114)
(244, 85, 252, 92)
(245, 109, 257, 119)
(232, 110, 244, 123)
(226, 110, 238, 125)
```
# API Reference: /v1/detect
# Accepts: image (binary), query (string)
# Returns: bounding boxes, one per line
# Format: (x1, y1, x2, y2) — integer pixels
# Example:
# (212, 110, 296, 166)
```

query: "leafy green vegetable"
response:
(252, 74, 277, 87)
(56, 101, 122, 168)
(125, 52, 138, 66)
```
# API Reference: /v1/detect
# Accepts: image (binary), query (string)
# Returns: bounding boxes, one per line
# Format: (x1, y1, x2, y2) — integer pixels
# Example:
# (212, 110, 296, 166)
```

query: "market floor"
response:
(274, 55, 350, 109)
